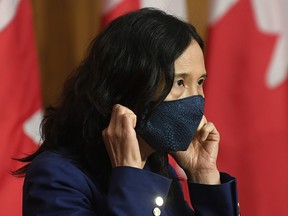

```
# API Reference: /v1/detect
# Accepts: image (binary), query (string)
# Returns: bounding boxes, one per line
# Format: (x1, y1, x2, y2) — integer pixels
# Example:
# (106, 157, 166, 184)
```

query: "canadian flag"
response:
(0, 0, 42, 215)
(205, 0, 288, 215)
(102, 0, 191, 204)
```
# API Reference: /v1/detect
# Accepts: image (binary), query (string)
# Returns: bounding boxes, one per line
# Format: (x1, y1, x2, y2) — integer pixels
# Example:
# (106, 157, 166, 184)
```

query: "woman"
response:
(16, 8, 239, 215)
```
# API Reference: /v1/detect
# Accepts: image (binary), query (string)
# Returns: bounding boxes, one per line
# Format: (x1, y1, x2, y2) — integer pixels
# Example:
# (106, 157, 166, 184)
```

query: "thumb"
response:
(197, 115, 207, 131)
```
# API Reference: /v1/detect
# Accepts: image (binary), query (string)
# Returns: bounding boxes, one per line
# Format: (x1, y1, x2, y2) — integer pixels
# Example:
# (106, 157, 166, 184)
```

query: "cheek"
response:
(198, 86, 205, 97)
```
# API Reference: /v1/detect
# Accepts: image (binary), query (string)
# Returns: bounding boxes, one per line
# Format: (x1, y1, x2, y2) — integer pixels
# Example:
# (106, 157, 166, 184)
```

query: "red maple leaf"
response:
(205, 0, 288, 215)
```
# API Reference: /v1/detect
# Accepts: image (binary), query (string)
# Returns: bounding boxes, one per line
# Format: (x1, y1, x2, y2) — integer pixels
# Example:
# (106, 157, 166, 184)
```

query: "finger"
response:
(199, 122, 218, 141)
(110, 104, 136, 130)
(121, 112, 137, 129)
(115, 110, 137, 136)
(109, 104, 124, 127)
(197, 115, 207, 131)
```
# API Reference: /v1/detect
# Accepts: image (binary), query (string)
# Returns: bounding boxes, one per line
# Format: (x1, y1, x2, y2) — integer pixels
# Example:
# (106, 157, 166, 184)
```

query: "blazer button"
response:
(153, 207, 161, 216)
(155, 196, 164, 206)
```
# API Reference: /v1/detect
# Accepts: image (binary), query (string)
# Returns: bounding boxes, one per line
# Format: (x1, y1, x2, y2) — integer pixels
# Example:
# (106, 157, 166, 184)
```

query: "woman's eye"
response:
(197, 78, 205, 86)
(176, 79, 184, 86)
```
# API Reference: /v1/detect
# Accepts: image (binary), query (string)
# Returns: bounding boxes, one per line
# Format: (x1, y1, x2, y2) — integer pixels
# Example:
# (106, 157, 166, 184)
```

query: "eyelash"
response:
(197, 78, 205, 86)
(176, 78, 205, 87)
(176, 79, 185, 86)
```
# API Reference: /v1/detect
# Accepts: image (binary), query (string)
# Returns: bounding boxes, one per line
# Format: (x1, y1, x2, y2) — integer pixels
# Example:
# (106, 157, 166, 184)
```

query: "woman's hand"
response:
(102, 104, 142, 168)
(102, 104, 153, 169)
(171, 116, 221, 184)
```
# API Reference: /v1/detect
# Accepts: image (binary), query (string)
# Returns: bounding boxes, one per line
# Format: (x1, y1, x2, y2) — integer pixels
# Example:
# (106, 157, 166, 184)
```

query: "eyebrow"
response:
(200, 73, 208, 79)
(174, 72, 208, 79)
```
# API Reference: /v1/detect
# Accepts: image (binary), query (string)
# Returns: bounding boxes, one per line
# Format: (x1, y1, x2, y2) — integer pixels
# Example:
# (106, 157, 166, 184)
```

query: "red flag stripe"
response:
(205, 0, 288, 215)
(0, 0, 41, 215)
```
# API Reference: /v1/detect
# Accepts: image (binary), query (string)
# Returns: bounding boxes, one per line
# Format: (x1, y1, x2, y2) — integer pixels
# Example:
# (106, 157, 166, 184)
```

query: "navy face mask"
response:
(137, 95, 204, 152)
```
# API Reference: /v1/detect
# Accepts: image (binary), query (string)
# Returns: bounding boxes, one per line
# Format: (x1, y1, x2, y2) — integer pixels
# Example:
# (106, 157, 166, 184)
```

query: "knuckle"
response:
(123, 112, 136, 119)
(113, 104, 134, 116)
(206, 122, 214, 128)
(113, 104, 122, 112)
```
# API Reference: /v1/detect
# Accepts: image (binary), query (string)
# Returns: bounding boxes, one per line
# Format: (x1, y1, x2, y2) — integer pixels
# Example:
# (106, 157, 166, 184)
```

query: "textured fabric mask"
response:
(137, 95, 204, 152)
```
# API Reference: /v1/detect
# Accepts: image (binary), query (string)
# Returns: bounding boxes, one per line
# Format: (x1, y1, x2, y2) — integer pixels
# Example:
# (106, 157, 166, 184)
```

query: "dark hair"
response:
(14, 8, 203, 185)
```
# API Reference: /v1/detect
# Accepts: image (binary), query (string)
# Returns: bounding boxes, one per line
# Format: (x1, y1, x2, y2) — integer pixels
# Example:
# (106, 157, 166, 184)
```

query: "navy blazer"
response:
(23, 149, 239, 215)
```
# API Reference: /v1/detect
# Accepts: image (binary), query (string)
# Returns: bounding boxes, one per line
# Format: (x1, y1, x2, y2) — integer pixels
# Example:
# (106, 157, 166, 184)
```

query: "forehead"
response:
(174, 41, 205, 76)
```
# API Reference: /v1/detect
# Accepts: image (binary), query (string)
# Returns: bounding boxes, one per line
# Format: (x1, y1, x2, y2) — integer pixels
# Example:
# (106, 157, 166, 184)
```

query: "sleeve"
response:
(107, 166, 172, 216)
(189, 172, 240, 216)
(23, 154, 98, 216)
